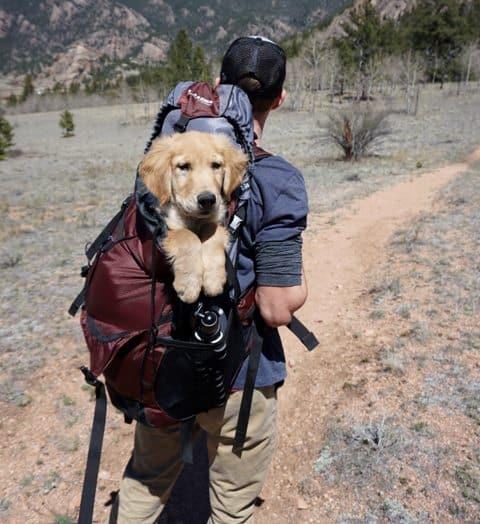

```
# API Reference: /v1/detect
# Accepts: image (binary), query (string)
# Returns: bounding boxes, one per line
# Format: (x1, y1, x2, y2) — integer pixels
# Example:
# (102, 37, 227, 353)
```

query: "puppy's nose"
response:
(197, 192, 217, 210)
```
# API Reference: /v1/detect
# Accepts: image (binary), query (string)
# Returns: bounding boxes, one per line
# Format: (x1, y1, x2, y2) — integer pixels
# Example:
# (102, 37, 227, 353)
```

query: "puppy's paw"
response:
(164, 229, 203, 303)
(202, 267, 227, 297)
(174, 274, 202, 304)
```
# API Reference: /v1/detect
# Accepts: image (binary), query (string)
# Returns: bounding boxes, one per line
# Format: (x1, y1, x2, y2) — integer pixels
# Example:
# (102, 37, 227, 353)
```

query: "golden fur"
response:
(138, 130, 247, 303)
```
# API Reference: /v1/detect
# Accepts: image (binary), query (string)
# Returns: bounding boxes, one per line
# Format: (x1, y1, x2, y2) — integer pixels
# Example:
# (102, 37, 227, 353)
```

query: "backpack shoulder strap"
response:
(253, 144, 272, 160)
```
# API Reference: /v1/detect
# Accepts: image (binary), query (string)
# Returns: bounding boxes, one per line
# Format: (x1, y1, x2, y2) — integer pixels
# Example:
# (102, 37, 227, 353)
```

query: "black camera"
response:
(192, 303, 227, 353)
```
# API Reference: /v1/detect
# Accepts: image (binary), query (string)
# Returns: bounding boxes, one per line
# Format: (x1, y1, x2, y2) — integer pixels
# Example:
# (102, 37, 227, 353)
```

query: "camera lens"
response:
(198, 310, 219, 339)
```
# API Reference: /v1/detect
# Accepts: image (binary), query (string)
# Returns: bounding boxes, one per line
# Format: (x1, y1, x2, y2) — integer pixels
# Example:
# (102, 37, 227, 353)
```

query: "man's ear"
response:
(138, 137, 174, 206)
(271, 89, 287, 110)
(214, 77, 221, 87)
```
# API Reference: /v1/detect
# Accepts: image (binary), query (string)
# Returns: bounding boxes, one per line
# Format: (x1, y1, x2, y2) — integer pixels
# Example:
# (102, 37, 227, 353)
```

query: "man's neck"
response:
(253, 112, 269, 146)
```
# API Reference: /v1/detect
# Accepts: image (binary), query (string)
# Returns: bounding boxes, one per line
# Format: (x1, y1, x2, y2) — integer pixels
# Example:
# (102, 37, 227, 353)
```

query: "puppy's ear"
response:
(221, 142, 248, 201)
(138, 137, 174, 206)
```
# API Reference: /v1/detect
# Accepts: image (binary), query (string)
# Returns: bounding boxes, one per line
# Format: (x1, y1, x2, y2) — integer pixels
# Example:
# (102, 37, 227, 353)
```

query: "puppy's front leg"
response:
(163, 229, 203, 303)
(200, 225, 229, 297)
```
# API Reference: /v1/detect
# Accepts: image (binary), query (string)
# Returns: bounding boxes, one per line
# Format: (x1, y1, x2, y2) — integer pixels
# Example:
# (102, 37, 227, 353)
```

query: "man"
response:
(111, 36, 308, 523)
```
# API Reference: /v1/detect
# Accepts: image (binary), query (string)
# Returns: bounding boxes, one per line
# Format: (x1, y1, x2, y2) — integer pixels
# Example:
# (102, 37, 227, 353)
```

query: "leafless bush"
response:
(325, 106, 391, 160)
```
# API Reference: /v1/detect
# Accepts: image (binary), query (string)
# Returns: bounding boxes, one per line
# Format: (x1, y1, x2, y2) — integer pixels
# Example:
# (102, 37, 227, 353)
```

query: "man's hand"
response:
(255, 271, 307, 328)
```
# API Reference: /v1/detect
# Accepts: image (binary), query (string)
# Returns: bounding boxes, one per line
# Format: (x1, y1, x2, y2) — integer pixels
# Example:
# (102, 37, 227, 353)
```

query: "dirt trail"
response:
(1, 148, 479, 523)
(255, 147, 480, 522)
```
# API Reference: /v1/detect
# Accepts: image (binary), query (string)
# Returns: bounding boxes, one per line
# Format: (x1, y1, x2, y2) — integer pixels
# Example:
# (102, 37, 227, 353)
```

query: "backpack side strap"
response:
(77, 367, 107, 524)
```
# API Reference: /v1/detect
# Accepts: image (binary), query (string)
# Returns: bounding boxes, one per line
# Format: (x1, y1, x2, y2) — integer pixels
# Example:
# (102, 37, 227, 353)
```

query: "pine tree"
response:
(191, 46, 211, 81)
(398, 0, 468, 82)
(164, 30, 211, 87)
(334, 1, 388, 74)
(20, 74, 35, 102)
(334, 1, 393, 99)
(166, 29, 194, 83)
(59, 109, 75, 137)
(69, 82, 80, 95)
(463, 0, 480, 41)
(7, 93, 18, 107)
(0, 115, 14, 160)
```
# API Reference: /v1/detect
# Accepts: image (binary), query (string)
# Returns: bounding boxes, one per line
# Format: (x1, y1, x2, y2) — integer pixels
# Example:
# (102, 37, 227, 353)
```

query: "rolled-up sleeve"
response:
(250, 156, 308, 287)
(255, 237, 303, 286)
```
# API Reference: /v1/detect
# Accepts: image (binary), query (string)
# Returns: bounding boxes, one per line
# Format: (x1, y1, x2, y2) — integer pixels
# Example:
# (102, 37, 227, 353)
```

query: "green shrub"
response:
(0, 115, 14, 160)
(59, 109, 75, 137)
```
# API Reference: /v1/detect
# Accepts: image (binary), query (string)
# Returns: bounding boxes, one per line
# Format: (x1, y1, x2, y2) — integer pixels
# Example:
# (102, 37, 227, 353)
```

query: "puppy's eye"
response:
(211, 161, 222, 170)
(177, 162, 191, 172)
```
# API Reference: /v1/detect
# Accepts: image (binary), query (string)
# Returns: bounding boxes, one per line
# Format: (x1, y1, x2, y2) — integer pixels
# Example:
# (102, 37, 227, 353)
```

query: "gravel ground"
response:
(0, 83, 479, 522)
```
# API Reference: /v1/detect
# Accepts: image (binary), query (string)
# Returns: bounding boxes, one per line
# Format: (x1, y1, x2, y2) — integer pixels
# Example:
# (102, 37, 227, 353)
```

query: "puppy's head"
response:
(138, 130, 247, 219)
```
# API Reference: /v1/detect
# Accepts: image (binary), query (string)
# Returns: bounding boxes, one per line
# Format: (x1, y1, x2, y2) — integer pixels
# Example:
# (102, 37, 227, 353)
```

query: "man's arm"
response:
(255, 268, 307, 328)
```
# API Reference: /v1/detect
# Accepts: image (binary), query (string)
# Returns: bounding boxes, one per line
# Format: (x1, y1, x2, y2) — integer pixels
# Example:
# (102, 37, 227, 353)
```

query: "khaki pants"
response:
(114, 386, 277, 523)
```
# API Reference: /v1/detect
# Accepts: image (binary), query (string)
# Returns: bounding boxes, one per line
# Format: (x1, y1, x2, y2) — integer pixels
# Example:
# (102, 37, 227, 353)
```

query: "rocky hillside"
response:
(366, 0, 416, 20)
(0, 0, 351, 81)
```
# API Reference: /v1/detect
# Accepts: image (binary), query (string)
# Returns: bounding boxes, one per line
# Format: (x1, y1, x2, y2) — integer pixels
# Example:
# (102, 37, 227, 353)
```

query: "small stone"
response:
(297, 495, 309, 510)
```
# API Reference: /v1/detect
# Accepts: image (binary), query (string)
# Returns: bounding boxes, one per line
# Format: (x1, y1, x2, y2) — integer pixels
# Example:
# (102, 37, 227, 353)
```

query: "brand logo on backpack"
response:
(186, 88, 214, 107)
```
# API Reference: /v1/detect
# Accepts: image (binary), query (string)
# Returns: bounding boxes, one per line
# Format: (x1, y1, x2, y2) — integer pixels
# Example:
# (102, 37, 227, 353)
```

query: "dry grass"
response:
(0, 86, 479, 522)
(309, 163, 480, 522)
(265, 84, 480, 212)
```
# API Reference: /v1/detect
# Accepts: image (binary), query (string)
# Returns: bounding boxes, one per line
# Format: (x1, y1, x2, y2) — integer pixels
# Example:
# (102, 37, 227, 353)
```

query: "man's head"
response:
(220, 36, 286, 113)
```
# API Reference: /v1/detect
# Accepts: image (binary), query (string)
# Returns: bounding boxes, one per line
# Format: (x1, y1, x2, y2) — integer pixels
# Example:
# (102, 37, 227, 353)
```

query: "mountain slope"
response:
(0, 0, 352, 76)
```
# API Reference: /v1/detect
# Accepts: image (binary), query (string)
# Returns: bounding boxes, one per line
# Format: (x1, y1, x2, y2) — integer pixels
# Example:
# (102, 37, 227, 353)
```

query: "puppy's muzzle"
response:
(197, 191, 217, 212)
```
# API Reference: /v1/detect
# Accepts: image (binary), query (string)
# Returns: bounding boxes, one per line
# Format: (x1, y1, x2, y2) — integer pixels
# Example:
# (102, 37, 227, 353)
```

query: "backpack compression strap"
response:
(68, 195, 133, 317)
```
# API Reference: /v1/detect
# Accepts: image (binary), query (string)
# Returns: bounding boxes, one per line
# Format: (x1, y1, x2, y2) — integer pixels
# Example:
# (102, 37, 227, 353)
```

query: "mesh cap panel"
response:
(220, 36, 286, 99)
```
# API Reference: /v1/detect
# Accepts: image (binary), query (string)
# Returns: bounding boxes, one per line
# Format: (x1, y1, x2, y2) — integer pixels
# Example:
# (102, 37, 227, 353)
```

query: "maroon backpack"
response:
(70, 82, 260, 430)
(72, 193, 256, 429)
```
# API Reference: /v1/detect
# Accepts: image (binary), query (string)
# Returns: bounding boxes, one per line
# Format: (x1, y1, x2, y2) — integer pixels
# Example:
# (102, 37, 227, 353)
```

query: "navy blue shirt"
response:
(233, 153, 308, 389)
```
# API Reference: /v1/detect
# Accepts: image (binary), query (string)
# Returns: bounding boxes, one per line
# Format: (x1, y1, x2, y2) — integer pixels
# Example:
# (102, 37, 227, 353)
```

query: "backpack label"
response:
(177, 82, 220, 118)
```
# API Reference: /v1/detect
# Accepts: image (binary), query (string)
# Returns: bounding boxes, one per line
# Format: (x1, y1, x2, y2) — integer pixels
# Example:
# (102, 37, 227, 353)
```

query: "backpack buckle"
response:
(173, 114, 190, 133)
(80, 365, 101, 387)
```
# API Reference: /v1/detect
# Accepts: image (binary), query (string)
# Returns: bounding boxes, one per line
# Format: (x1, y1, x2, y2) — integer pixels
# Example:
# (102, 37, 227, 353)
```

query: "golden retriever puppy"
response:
(139, 130, 247, 303)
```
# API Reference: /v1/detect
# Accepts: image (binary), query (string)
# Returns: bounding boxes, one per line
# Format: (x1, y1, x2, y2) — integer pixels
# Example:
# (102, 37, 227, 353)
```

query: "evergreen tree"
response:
(191, 46, 211, 81)
(69, 82, 80, 95)
(166, 29, 194, 83)
(59, 109, 75, 137)
(20, 74, 35, 102)
(333, 1, 394, 98)
(397, 0, 469, 82)
(463, 0, 480, 41)
(7, 93, 18, 107)
(164, 30, 211, 87)
(334, 1, 391, 74)
(0, 115, 14, 160)
(53, 81, 66, 95)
